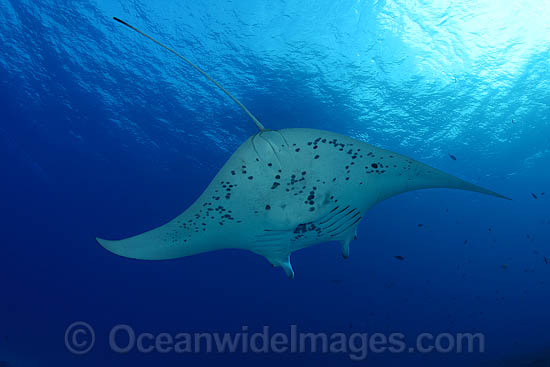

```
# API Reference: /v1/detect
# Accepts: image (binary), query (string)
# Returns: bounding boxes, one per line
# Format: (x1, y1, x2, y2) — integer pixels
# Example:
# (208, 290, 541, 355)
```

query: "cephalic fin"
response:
(263, 252, 295, 279)
(340, 228, 358, 259)
(280, 256, 295, 279)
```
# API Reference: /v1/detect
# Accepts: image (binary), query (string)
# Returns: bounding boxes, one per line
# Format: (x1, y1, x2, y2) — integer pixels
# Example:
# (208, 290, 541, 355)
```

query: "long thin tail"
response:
(112, 17, 266, 132)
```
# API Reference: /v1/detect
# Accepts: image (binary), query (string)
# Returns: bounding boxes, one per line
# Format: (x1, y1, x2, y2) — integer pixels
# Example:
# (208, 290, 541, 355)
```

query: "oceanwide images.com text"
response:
(65, 322, 485, 361)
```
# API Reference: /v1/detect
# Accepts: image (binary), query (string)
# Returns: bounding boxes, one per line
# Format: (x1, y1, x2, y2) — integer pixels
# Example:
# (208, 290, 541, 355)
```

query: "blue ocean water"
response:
(1, 0, 550, 366)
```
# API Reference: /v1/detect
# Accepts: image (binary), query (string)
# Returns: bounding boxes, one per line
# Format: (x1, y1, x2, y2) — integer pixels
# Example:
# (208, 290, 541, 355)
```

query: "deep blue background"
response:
(1, 0, 549, 366)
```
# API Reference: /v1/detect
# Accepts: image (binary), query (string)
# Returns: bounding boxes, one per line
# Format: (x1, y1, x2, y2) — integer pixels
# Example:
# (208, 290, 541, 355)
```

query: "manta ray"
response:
(98, 18, 510, 279)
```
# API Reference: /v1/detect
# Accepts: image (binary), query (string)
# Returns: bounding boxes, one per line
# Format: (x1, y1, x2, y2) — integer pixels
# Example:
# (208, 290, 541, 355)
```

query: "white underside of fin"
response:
(97, 128, 509, 278)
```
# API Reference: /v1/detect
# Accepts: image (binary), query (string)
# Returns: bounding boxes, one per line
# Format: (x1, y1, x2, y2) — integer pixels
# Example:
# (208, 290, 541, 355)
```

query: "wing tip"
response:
(96, 237, 119, 254)
(498, 194, 513, 201)
(96, 236, 136, 259)
(479, 188, 512, 201)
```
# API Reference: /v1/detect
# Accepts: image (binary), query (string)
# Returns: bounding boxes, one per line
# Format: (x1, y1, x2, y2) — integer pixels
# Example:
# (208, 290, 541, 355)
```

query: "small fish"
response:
(417, 223, 423, 227)
(488, 227, 492, 232)
(394, 255, 405, 261)
(531, 193, 538, 199)
(501, 264, 508, 270)
(449, 154, 457, 161)
(545, 257, 548, 265)
(464, 239, 468, 244)
(541, 192, 545, 196)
